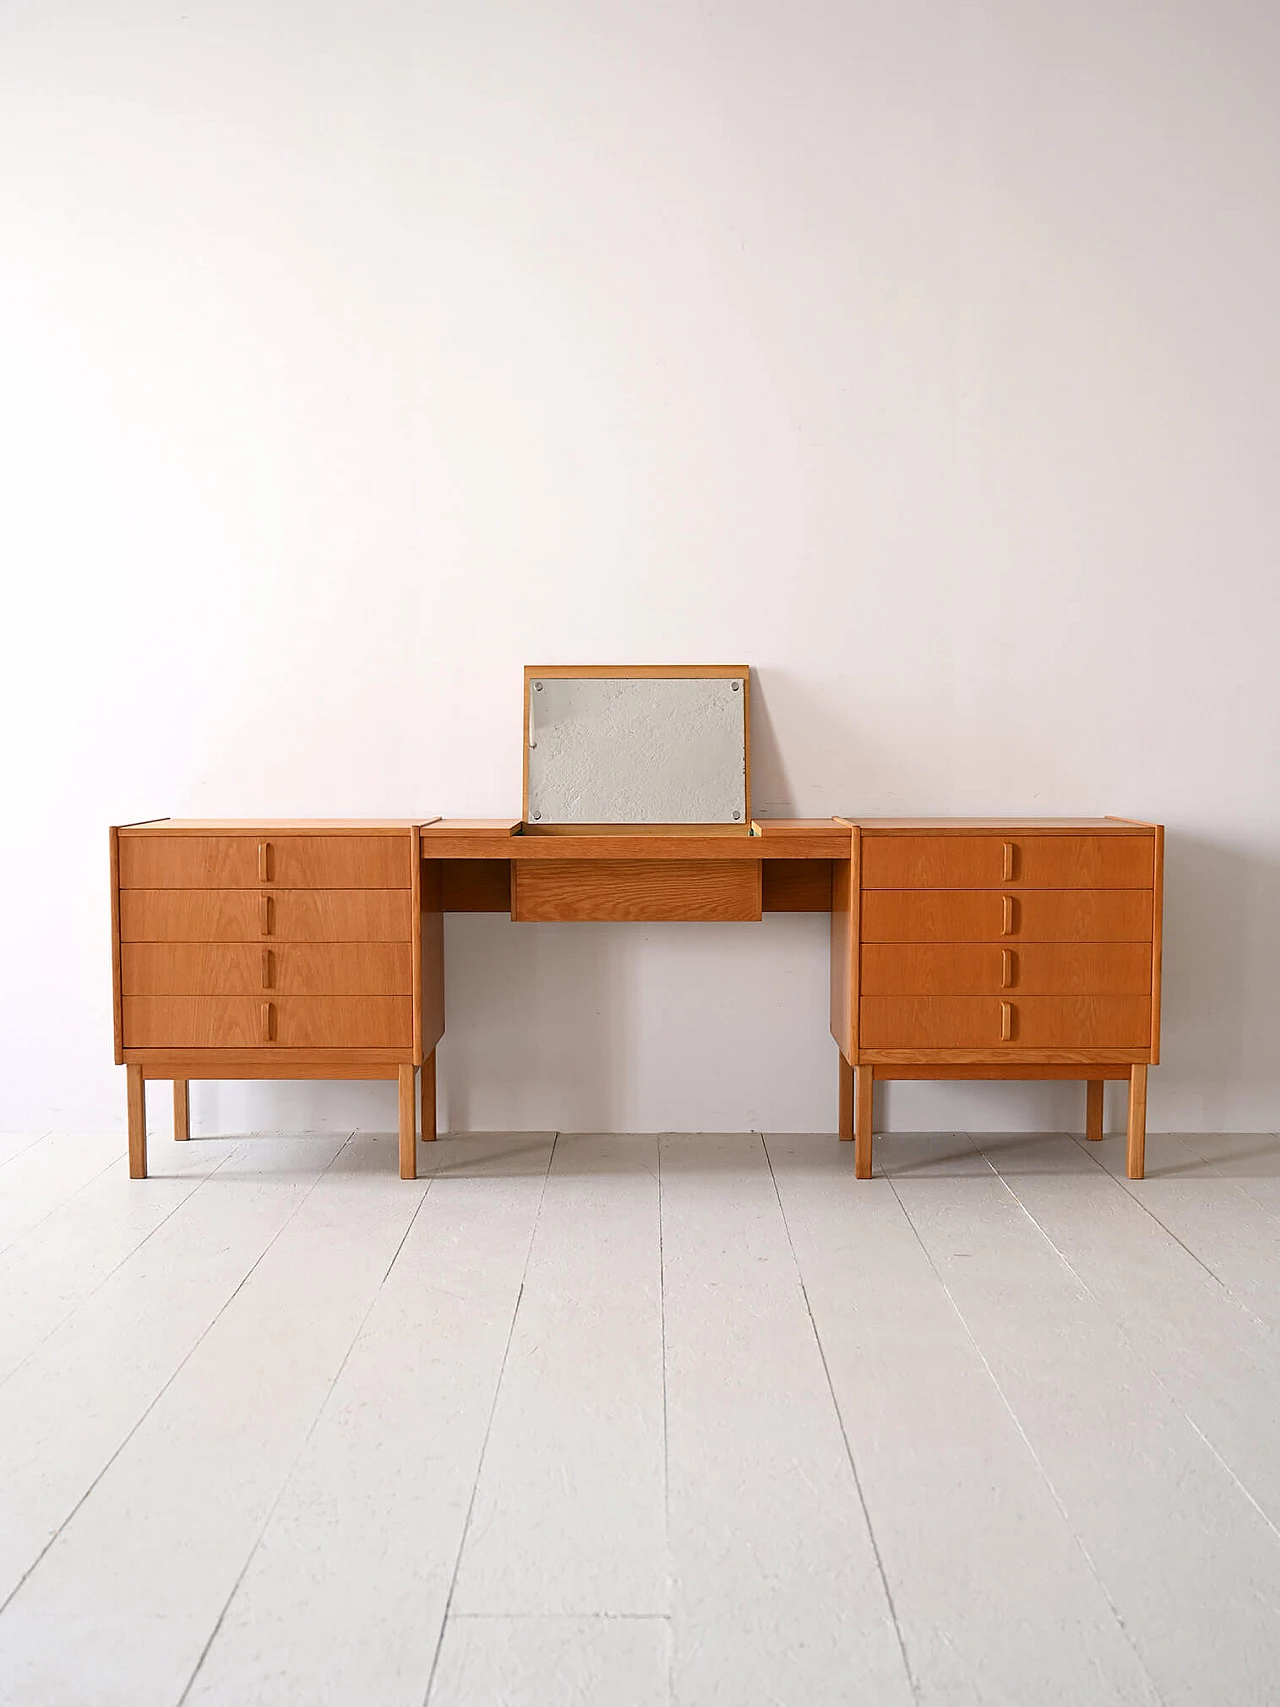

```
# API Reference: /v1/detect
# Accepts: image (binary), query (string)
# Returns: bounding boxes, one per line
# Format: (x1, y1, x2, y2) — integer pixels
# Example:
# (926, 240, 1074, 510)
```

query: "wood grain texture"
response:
(172, 1080, 190, 1141)
(524, 664, 749, 680)
(126, 1064, 146, 1179)
(115, 820, 430, 832)
(421, 1049, 437, 1141)
(420, 855, 446, 1056)
(1151, 825, 1165, 1065)
(511, 860, 763, 923)
(122, 996, 411, 1049)
(109, 828, 124, 1065)
(860, 834, 1154, 890)
(860, 942, 1154, 996)
(120, 943, 413, 995)
(871, 1064, 1134, 1080)
(398, 1064, 417, 1180)
(1086, 1079, 1105, 1141)
(439, 860, 512, 912)
(1127, 1064, 1148, 1179)
(119, 890, 413, 943)
(410, 827, 423, 1068)
(863, 1047, 1150, 1065)
(838, 1053, 854, 1141)
(840, 819, 1152, 834)
(855, 1066, 874, 1179)
(762, 860, 832, 911)
(863, 889, 1155, 944)
(128, 1052, 403, 1078)
(118, 835, 411, 890)
(860, 995, 1152, 1050)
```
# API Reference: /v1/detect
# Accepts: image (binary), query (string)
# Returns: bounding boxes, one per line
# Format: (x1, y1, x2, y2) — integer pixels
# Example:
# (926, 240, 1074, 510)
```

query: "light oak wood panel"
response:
(861, 834, 1154, 890)
(128, 1051, 403, 1077)
(511, 860, 763, 923)
(120, 943, 413, 995)
(439, 860, 512, 912)
(118, 834, 412, 890)
(762, 859, 833, 912)
(862, 889, 1154, 944)
(119, 890, 413, 943)
(860, 995, 1152, 1050)
(122, 995, 411, 1049)
(861, 942, 1153, 996)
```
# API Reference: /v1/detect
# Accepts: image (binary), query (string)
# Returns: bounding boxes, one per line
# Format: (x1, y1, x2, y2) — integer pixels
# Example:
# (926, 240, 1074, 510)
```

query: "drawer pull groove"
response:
(261, 1001, 275, 1043)
(1000, 1000, 1014, 1042)
(258, 841, 272, 882)
(1001, 948, 1015, 989)
(1002, 841, 1016, 881)
(1000, 895, 1016, 936)
(259, 895, 273, 936)
(261, 949, 274, 990)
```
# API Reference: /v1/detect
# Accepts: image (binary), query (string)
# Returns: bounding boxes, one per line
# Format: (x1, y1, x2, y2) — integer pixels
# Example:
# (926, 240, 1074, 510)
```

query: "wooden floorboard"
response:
(3, 1128, 1280, 1705)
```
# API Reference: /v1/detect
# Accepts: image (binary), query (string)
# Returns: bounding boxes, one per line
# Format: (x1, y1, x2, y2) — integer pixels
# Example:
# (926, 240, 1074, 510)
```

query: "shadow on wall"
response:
(1157, 829, 1280, 1131)
(439, 914, 628, 1134)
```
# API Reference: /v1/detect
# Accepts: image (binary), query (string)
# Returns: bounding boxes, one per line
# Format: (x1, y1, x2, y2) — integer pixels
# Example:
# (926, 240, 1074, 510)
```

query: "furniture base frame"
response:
(124, 1049, 439, 1182)
(837, 1057, 1148, 1180)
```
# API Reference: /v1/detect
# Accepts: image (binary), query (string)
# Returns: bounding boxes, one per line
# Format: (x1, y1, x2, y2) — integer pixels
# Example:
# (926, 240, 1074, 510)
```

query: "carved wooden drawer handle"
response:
(261, 1001, 275, 1043)
(259, 894, 273, 936)
(1001, 948, 1015, 989)
(258, 841, 272, 882)
(261, 948, 274, 990)
(1000, 1000, 1014, 1042)
(1000, 895, 1016, 936)
(1002, 840, 1016, 882)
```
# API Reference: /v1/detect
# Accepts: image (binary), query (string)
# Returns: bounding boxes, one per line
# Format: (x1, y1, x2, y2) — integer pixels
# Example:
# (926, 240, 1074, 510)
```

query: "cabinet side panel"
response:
(829, 830, 856, 1058)
(110, 827, 123, 1064)
(420, 857, 446, 1055)
(1151, 826, 1164, 1064)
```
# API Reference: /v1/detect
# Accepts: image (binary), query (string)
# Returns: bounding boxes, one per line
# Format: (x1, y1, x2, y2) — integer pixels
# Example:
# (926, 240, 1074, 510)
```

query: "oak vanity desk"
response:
(110, 820, 444, 1182)
(830, 818, 1163, 1181)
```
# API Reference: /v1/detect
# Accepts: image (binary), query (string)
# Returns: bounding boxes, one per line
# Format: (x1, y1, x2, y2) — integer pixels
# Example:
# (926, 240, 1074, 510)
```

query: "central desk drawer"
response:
(121, 942, 412, 995)
(512, 860, 763, 923)
(122, 995, 411, 1048)
(862, 890, 1154, 943)
(861, 835, 1153, 890)
(118, 834, 411, 890)
(861, 942, 1153, 996)
(860, 994, 1152, 1049)
(119, 890, 413, 943)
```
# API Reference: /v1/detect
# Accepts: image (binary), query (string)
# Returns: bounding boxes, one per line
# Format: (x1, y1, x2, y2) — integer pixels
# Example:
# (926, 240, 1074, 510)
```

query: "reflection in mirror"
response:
(526, 674, 748, 825)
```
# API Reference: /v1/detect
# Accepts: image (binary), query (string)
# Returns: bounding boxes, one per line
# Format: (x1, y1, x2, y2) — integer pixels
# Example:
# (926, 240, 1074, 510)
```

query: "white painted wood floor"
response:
(2, 1127, 1280, 1706)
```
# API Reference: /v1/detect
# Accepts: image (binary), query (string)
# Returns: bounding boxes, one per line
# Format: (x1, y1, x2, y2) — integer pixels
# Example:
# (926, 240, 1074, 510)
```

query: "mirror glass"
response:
(526, 674, 748, 824)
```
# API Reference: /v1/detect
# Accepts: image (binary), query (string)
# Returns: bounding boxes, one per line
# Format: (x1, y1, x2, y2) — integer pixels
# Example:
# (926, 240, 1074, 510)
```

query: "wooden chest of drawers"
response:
(111, 821, 444, 1180)
(831, 819, 1163, 1180)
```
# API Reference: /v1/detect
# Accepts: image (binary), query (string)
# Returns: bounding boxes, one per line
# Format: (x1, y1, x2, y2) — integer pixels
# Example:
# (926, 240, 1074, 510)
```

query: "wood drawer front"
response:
(119, 890, 412, 943)
(512, 860, 763, 923)
(860, 995, 1152, 1049)
(861, 835, 1153, 890)
(122, 995, 411, 1048)
(861, 942, 1153, 997)
(121, 943, 412, 996)
(862, 889, 1154, 944)
(118, 835, 411, 890)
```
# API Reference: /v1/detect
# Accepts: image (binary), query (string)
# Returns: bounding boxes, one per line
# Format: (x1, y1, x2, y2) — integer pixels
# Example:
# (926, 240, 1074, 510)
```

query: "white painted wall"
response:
(4, 0, 1278, 1138)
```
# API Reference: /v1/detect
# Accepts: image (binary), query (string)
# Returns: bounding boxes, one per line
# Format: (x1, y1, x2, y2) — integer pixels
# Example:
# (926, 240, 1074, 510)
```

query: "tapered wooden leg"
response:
(1085, 1079, 1104, 1142)
(1127, 1064, 1148, 1180)
(127, 1064, 147, 1179)
(854, 1066, 874, 1180)
(398, 1063, 418, 1180)
(838, 1053, 854, 1141)
(173, 1080, 190, 1141)
(422, 1050, 437, 1141)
